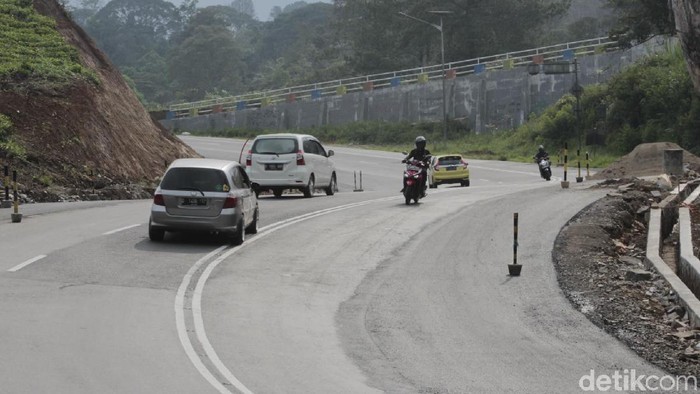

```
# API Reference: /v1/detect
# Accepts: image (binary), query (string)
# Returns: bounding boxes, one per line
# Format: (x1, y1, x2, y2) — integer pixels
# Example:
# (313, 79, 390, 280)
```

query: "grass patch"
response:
(0, 113, 26, 159)
(181, 120, 619, 168)
(0, 0, 97, 87)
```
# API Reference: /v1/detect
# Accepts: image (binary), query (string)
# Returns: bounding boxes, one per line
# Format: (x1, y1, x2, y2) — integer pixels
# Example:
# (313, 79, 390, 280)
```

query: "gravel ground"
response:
(554, 178, 700, 377)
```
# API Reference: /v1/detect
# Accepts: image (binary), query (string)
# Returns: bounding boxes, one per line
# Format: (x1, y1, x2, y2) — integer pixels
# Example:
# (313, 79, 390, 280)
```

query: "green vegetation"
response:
(0, 114, 25, 159)
(0, 0, 95, 87)
(185, 45, 697, 169)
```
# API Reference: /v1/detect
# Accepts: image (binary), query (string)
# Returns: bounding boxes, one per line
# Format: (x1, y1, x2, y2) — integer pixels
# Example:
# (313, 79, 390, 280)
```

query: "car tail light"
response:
(153, 194, 165, 206)
(245, 150, 252, 167)
(223, 196, 238, 209)
(296, 150, 305, 165)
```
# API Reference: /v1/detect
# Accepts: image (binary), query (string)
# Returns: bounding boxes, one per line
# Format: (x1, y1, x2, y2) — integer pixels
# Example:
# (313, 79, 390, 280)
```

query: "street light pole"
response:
(438, 15, 447, 141)
(572, 58, 584, 183)
(399, 10, 452, 141)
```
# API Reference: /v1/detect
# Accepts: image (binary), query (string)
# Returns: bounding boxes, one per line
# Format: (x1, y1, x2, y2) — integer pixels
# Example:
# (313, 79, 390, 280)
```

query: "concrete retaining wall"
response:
(161, 39, 669, 134)
(647, 182, 700, 328)
(679, 185, 700, 302)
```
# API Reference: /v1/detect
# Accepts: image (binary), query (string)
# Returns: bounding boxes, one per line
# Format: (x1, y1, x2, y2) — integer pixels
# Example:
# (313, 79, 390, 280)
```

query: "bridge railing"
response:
(167, 36, 618, 119)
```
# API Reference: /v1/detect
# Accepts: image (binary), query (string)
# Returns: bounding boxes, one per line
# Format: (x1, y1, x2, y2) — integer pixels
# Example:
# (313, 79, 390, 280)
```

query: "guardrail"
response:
(167, 36, 618, 119)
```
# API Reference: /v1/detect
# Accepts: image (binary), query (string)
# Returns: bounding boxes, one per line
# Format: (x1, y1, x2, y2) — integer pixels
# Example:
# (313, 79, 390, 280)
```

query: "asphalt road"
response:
(0, 136, 666, 393)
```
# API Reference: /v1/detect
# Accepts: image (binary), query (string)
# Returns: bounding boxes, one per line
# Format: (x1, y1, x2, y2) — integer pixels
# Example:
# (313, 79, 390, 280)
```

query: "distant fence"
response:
(167, 36, 618, 119)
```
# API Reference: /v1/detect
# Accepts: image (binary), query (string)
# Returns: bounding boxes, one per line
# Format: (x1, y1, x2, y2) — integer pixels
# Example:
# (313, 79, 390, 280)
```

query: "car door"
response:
(231, 166, 253, 225)
(308, 138, 331, 187)
(302, 138, 325, 185)
(312, 139, 333, 185)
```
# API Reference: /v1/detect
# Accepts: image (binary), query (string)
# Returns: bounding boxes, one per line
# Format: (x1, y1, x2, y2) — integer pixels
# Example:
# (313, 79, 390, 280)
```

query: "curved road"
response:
(0, 136, 664, 393)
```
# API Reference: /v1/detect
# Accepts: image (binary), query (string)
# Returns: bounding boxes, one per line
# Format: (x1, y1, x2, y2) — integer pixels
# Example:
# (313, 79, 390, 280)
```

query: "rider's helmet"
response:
(538, 145, 545, 153)
(415, 136, 426, 150)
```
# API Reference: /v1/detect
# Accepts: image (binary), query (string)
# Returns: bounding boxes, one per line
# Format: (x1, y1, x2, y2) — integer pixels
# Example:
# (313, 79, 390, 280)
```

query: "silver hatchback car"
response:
(149, 158, 259, 244)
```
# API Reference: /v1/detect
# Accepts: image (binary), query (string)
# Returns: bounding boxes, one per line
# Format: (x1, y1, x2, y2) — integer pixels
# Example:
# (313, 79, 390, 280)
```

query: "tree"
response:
(122, 51, 171, 104)
(671, 0, 700, 93)
(86, 0, 182, 67)
(605, 0, 676, 46)
(270, 6, 282, 20)
(334, 0, 570, 75)
(231, 0, 255, 18)
(252, 3, 347, 88)
(169, 8, 252, 100)
(66, 0, 104, 27)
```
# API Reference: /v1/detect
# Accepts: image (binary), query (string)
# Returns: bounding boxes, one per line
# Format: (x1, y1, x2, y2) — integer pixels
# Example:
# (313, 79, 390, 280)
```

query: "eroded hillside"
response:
(0, 0, 197, 201)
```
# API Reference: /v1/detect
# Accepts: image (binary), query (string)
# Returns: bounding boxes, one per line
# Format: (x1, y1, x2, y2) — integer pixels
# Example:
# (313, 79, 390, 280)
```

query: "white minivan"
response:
(245, 133, 337, 198)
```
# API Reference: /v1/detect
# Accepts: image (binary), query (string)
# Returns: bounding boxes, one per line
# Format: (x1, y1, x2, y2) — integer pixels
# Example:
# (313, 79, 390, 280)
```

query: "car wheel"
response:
(303, 175, 315, 198)
(273, 189, 284, 198)
(462, 180, 470, 187)
(148, 220, 165, 242)
(325, 174, 337, 196)
(245, 207, 258, 234)
(230, 218, 245, 245)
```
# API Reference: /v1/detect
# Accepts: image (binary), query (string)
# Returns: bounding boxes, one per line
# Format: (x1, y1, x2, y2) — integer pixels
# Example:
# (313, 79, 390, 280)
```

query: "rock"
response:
(672, 330, 698, 339)
(619, 256, 644, 267)
(626, 269, 653, 282)
(656, 175, 673, 191)
(651, 190, 663, 198)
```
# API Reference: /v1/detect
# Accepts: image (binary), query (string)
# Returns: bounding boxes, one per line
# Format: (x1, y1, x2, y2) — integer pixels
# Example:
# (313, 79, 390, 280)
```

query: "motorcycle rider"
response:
(401, 136, 431, 196)
(534, 145, 550, 178)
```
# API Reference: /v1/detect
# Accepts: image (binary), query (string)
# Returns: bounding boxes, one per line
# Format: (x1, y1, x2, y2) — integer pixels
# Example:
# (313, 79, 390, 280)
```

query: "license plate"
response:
(265, 163, 283, 171)
(182, 197, 207, 206)
(447, 166, 457, 171)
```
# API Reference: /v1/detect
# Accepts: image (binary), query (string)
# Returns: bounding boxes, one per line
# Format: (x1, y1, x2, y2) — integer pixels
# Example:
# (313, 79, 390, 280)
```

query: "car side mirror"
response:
(327, 150, 334, 157)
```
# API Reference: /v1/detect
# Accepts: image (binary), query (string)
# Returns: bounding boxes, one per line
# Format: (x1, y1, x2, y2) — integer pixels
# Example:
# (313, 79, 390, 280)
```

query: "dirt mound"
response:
(589, 142, 700, 180)
(0, 0, 197, 201)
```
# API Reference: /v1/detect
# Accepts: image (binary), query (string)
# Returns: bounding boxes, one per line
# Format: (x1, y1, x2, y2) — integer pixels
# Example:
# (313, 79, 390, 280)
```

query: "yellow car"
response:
(428, 154, 470, 188)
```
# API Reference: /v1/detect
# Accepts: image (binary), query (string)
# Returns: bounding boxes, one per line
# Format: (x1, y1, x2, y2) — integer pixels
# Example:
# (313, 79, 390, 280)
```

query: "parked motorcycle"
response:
(403, 157, 431, 205)
(536, 156, 552, 181)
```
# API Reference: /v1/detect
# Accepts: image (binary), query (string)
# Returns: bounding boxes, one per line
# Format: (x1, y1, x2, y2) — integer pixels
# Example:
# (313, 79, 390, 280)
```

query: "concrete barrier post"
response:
(508, 213, 522, 276)
(576, 149, 583, 183)
(11, 170, 21, 223)
(2, 165, 10, 208)
(353, 171, 364, 192)
(664, 149, 683, 176)
(586, 152, 590, 177)
(561, 143, 569, 189)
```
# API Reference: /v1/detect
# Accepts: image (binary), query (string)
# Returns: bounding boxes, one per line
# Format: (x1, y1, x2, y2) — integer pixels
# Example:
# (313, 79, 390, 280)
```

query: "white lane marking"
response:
(103, 224, 141, 236)
(175, 245, 231, 394)
(8, 255, 47, 272)
(178, 196, 399, 393)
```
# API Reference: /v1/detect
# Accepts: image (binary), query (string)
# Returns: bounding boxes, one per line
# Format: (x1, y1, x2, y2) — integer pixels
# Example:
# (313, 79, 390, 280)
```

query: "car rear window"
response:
(252, 138, 298, 154)
(160, 168, 230, 192)
(438, 156, 462, 166)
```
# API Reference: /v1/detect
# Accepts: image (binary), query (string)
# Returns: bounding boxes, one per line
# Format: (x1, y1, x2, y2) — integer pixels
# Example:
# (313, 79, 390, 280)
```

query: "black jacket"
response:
(534, 150, 549, 161)
(404, 148, 431, 162)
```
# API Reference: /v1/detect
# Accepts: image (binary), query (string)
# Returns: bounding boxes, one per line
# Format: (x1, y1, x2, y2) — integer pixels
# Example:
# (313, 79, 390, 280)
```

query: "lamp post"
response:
(399, 10, 452, 140)
(571, 59, 584, 183)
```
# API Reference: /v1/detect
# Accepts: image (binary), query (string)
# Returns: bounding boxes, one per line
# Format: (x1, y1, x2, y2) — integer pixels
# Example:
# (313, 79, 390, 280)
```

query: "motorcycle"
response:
(402, 157, 431, 205)
(536, 156, 552, 181)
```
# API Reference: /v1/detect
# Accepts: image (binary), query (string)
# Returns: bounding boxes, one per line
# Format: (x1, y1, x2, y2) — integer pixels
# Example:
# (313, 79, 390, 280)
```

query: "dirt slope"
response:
(0, 0, 197, 201)
(589, 142, 700, 180)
